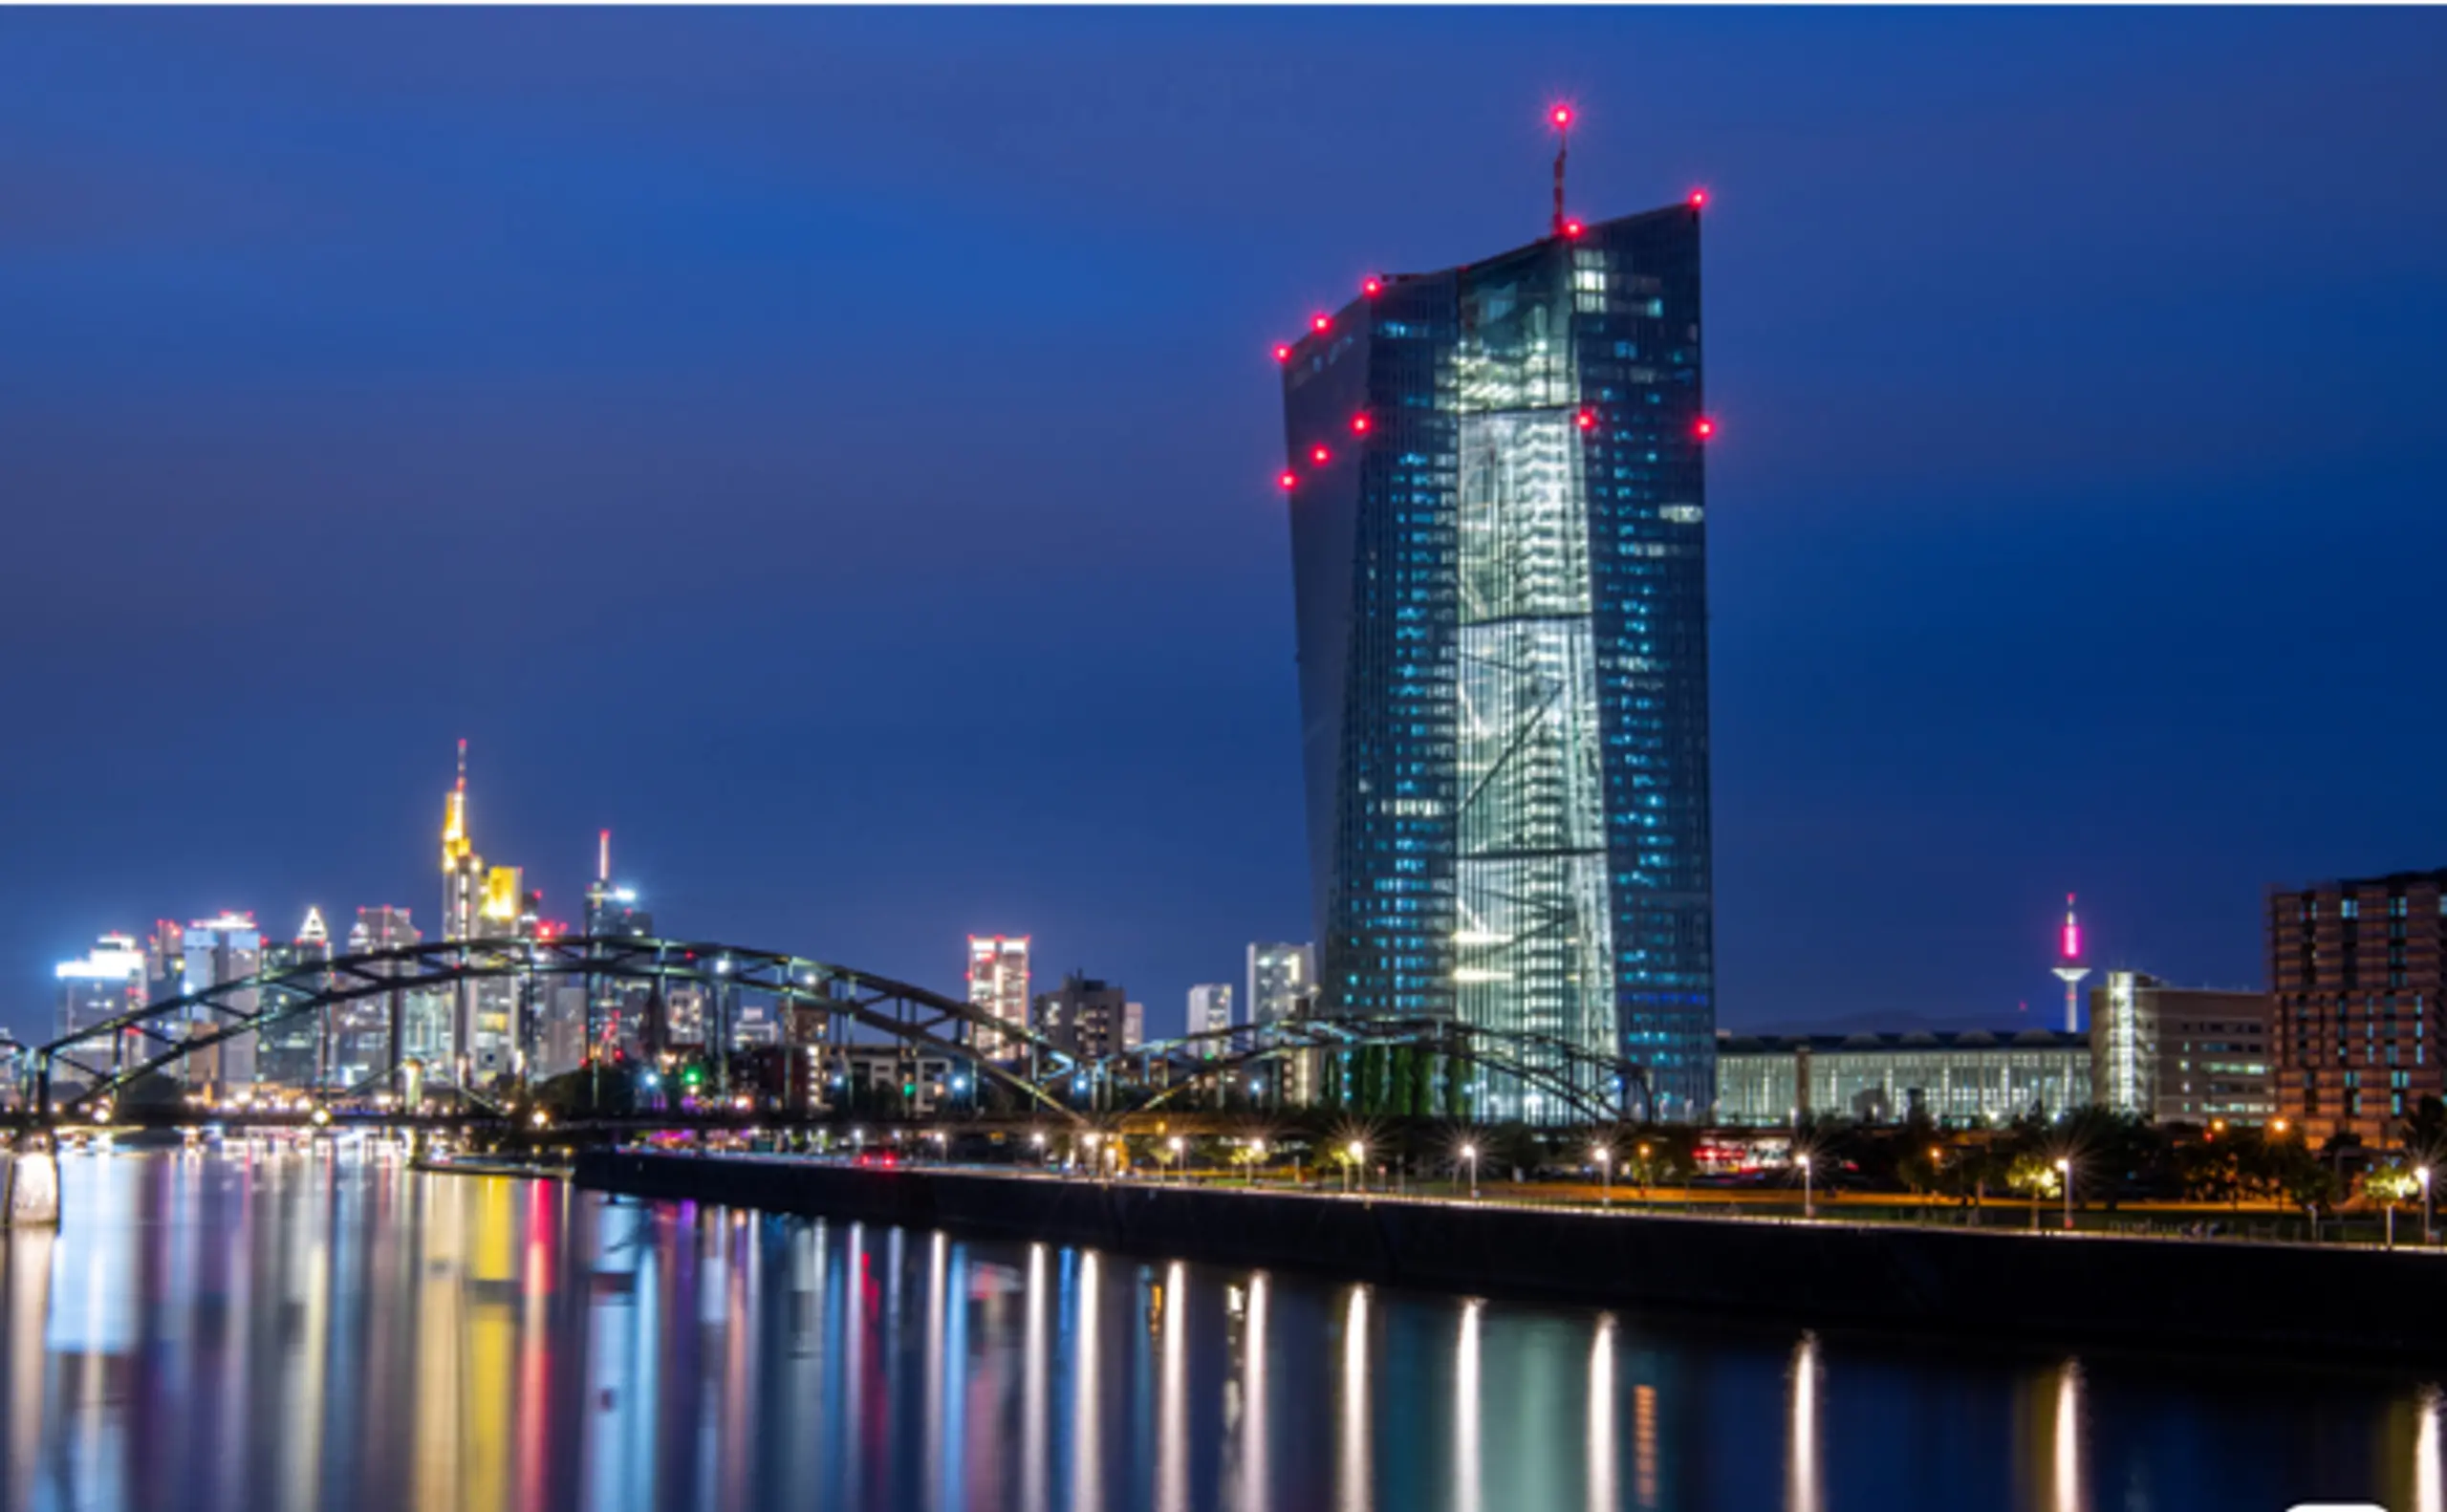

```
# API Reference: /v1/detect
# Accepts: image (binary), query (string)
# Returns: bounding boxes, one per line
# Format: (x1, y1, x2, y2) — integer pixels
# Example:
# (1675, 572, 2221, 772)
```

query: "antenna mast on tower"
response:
(1548, 103, 1573, 236)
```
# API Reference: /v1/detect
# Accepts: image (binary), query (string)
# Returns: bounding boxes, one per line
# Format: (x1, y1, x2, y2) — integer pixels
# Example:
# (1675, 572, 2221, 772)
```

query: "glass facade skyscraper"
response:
(1279, 203, 1715, 1118)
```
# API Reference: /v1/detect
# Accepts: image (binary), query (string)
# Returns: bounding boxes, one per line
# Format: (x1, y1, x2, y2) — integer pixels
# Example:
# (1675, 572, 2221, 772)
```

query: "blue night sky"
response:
(4, 9, 2444, 1046)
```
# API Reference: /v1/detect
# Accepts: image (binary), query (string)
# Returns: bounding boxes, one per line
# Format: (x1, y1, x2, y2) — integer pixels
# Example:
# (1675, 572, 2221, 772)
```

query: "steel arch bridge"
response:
(30, 936, 1091, 1122)
(1027, 1017, 1653, 1125)
(30, 935, 1654, 1128)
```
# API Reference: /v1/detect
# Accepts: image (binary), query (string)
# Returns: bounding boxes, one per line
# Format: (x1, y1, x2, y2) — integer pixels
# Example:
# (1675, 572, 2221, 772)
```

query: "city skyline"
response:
(8, 10, 2445, 1050)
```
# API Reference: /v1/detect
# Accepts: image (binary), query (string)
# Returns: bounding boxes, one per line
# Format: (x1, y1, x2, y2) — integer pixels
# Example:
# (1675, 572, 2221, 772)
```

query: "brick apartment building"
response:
(2268, 868, 2447, 1145)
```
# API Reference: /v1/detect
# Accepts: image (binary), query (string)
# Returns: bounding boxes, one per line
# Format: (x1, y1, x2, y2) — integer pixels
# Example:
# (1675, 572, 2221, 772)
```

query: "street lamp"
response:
(1030, 1129, 1047, 1168)
(1798, 1153, 1813, 1219)
(2055, 1156, 2072, 1231)
(1461, 1142, 1480, 1200)
(1592, 1143, 1613, 1208)
(1167, 1134, 1185, 1184)
(1346, 1139, 1366, 1195)
(1248, 1138, 1267, 1187)
(2422, 1165, 2435, 1243)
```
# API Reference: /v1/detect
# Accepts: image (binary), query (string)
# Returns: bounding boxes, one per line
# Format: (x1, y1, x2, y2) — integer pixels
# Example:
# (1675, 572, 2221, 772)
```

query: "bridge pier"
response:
(3, 1134, 60, 1227)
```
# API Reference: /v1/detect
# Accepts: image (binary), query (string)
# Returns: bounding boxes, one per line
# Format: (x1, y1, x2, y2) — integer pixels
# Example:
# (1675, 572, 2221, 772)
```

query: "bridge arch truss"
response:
(32, 938, 1653, 1129)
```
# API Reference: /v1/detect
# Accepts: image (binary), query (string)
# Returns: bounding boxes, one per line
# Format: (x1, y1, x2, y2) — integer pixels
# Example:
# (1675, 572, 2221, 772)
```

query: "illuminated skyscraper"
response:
(257, 909, 334, 1089)
(583, 832, 654, 1055)
(1188, 983, 1234, 1053)
(1246, 942, 1313, 1028)
(1277, 186, 1716, 1118)
(180, 912, 263, 1091)
(966, 935, 1031, 1061)
(442, 739, 484, 943)
(436, 741, 531, 1081)
(339, 905, 422, 1086)
(54, 935, 145, 1075)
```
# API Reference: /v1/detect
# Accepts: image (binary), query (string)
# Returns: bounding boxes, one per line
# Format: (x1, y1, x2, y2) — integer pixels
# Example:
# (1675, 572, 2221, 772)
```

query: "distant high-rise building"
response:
(581, 831, 654, 1057)
(966, 936, 1031, 1061)
(1246, 943, 1313, 1028)
(1124, 1002, 1145, 1050)
(1188, 983, 1234, 1054)
(441, 739, 484, 942)
(54, 935, 146, 1075)
(180, 912, 263, 1091)
(2269, 869, 2447, 1144)
(256, 909, 335, 1090)
(144, 919, 186, 1008)
(1033, 973, 1131, 1063)
(339, 905, 422, 1087)
(1278, 195, 1716, 1118)
(435, 741, 531, 1082)
(539, 980, 590, 1079)
(2090, 971, 2273, 1125)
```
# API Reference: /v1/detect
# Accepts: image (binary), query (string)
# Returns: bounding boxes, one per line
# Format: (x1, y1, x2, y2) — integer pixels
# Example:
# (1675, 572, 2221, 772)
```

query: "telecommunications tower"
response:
(2050, 894, 2090, 1033)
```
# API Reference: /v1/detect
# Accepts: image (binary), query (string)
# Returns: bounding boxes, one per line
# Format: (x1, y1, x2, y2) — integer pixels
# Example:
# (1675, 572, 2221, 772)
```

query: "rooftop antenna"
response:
(1548, 102, 1573, 236)
(598, 829, 611, 885)
(456, 736, 467, 791)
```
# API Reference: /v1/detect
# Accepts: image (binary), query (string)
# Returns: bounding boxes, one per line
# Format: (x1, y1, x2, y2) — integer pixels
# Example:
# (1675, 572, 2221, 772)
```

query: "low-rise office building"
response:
(2090, 971, 2273, 1124)
(1715, 1028, 2092, 1127)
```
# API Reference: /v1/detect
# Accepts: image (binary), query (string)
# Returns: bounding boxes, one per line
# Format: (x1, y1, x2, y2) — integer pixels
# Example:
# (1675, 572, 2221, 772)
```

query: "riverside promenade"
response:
(577, 1149, 2447, 1361)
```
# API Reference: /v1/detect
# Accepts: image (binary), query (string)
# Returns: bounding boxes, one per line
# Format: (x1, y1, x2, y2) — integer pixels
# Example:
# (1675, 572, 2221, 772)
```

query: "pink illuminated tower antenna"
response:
(1548, 102, 1573, 237)
(598, 829, 611, 885)
(2050, 893, 2090, 1033)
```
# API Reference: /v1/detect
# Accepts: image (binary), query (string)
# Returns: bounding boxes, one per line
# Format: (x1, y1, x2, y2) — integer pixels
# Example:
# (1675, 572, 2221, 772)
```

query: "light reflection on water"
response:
(0, 1151, 2439, 1512)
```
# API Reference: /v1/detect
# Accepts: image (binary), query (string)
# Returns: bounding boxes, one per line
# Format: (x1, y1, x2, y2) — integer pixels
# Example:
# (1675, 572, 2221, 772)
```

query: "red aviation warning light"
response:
(1562, 219, 1585, 239)
(1273, 343, 1292, 363)
(1362, 275, 1383, 298)
(1688, 188, 1709, 209)
(1310, 444, 1332, 465)
(1694, 416, 1717, 441)
(1550, 104, 1573, 130)
(1350, 413, 1372, 435)
(1277, 471, 1298, 491)
(1310, 312, 1332, 333)
(1575, 408, 1597, 432)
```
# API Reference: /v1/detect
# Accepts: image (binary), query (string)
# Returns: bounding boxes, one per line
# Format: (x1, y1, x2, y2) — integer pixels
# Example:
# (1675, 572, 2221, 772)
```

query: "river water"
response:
(0, 1149, 2436, 1512)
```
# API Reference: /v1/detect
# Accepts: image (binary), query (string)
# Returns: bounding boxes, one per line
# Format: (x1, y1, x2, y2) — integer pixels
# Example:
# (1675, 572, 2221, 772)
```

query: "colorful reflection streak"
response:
(0, 1153, 2438, 1512)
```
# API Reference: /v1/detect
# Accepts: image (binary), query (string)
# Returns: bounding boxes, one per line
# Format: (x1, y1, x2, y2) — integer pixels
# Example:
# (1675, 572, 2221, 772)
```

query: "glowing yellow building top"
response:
(482, 866, 521, 924)
(443, 737, 472, 870)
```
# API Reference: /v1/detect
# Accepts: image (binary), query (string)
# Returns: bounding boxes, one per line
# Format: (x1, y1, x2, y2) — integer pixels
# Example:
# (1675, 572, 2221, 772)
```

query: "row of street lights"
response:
(830, 1125, 2447, 1248)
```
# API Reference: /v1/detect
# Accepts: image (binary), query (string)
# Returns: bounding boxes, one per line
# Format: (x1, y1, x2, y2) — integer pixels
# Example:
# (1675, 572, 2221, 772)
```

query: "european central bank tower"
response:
(1279, 202, 1715, 1119)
